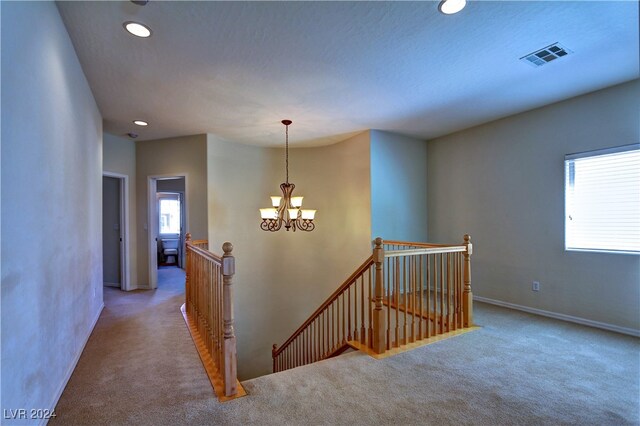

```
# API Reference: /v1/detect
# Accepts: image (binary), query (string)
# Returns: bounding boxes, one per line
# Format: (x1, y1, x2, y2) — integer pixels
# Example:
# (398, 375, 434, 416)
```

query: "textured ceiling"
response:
(57, 1, 639, 147)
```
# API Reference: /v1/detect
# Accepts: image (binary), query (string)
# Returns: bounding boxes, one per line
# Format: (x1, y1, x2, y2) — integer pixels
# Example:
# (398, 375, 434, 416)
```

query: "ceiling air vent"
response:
(521, 43, 572, 67)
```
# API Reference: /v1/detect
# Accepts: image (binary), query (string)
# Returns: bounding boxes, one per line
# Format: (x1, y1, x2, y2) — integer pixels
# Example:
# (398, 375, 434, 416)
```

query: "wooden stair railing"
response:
(272, 255, 377, 372)
(182, 234, 245, 400)
(272, 235, 473, 373)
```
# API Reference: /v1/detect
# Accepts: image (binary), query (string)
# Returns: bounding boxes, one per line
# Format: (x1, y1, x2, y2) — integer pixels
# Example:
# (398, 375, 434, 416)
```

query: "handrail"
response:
(183, 234, 241, 400)
(381, 240, 453, 248)
(385, 246, 467, 257)
(273, 255, 374, 358)
(187, 241, 222, 263)
(272, 235, 473, 372)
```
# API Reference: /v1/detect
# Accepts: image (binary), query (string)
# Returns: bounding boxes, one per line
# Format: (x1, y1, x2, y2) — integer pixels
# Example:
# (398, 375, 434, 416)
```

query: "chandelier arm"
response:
(296, 218, 315, 232)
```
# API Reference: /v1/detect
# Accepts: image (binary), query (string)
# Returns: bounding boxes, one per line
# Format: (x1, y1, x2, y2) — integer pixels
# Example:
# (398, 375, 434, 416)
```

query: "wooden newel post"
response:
(222, 242, 238, 397)
(185, 233, 192, 314)
(272, 344, 278, 373)
(372, 237, 386, 354)
(463, 234, 473, 327)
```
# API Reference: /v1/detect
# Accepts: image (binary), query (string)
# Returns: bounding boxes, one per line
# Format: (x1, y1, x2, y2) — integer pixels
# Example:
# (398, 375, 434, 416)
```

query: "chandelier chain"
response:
(285, 123, 289, 184)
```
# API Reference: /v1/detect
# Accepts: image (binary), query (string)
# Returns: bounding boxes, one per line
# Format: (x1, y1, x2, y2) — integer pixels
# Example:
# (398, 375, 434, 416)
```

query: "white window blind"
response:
(565, 144, 640, 254)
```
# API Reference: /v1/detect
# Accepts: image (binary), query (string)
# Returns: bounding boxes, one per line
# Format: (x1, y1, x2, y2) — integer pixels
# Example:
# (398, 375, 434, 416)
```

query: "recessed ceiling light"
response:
(133, 120, 148, 126)
(439, 0, 466, 15)
(123, 21, 152, 38)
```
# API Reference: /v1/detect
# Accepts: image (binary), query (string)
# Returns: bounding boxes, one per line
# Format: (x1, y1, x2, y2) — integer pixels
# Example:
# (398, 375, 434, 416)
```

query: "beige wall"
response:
(103, 132, 138, 288)
(370, 130, 429, 242)
(136, 135, 208, 287)
(427, 79, 640, 332)
(1, 2, 103, 418)
(207, 132, 372, 379)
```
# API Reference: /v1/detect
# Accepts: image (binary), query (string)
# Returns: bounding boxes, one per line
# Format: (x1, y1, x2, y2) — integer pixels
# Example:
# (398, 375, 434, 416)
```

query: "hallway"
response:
(53, 270, 639, 425)
(53, 267, 216, 424)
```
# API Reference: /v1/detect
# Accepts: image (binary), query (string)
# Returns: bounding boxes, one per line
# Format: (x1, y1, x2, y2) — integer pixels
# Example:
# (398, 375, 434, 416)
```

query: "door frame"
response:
(103, 171, 131, 291)
(147, 173, 189, 289)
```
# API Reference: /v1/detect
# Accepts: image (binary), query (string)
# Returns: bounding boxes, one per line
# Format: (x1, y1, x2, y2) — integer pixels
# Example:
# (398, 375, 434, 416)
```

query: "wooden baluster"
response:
(447, 253, 452, 332)
(309, 323, 312, 363)
(418, 255, 424, 340)
(331, 302, 335, 351)
(426, 254, 431, 338)
(341, 294, 345, 345)
(210, 261, 214, 358)
(353, 281, 358, 342)
(459, 253, 463, 328)
(328, 306, 331, 355)
(386, 258, 391, 350)
(272, 344, 278, 373)
(463, 234, 473, 327)
(450, 254, 455, 331)
(185, 234, 191, 313)
(347, 286, 352, 341)
(221, 242, 237, 396)
(372, 237, 385, 354)
(360, 275, 365, 345)
(431, 254, 435, 336)
(459, 253, 463, 327)
(308, 323, 312, 364)
(394, 256, 399, 348)
(219, 263, 223, 359)
(439, 253, 445, 335)
(323, 309, 327, 357)
(368, 267, 373, 346)
(336, 300, 339, 349)
(411, 256, 416, 343)
(318, 316, 321, 360)
(335, 297, 340, 348)
(403, 256, 408, 346)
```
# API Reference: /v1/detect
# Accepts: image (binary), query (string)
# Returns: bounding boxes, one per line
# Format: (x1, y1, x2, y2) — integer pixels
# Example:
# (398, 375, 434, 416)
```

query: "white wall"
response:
(103, 132, 138, 289)
(1, 2, 103, 421)
(136, 135, 208, 287)
(370, 130, 428, 242)
(207, 132, 372, 379)
(427, 80, 640, 332)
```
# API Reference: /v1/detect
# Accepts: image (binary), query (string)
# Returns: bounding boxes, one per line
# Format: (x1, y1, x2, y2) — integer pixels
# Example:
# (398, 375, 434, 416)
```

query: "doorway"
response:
(102, 172, 130, 291)
(148, 175, 188, 289)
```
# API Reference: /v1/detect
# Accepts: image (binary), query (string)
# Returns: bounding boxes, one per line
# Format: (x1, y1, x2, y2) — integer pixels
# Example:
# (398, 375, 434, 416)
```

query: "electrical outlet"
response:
(532, 281, 540, 292)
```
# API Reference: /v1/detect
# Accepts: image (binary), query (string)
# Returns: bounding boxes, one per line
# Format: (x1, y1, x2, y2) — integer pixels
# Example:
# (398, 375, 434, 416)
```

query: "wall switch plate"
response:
(532, 281, 540, 291)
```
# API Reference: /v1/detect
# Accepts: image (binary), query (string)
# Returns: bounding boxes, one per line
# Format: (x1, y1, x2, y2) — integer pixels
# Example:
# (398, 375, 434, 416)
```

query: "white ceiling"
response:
(57, 1, 639, 147)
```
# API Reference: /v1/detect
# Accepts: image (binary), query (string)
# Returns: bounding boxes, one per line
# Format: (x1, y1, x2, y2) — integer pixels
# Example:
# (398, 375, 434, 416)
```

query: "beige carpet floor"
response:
(53, 267, 640, 425)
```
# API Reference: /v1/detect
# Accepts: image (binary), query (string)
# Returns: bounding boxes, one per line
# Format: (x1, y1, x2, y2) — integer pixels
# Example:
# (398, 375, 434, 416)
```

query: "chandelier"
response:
(259, 120, 316, 232)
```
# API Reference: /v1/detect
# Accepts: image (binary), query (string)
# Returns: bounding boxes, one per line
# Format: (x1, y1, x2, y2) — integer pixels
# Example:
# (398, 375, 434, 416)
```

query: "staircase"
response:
(272, 236, 474, 372)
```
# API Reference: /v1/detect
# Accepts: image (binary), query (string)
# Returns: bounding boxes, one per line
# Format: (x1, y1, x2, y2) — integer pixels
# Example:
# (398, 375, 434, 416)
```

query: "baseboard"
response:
(474, 296, 639, 337)
(44, 303, 104, 425)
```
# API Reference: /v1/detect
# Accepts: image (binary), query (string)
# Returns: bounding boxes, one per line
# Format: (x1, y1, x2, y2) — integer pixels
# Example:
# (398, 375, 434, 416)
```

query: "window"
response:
(565, 144, 640, 254)
(158, 194, 181, 235)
